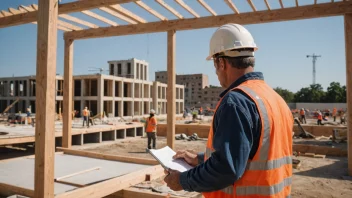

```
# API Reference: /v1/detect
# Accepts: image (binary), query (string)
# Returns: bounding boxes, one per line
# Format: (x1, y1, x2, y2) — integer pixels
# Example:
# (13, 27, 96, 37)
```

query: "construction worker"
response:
(317, 111, 323, 125)
(300, 108, 306, 124)
(332, 107, 337, 122)
(145, 109, 157, 149)
(82, 107, 89, 128)
(164, 24, 293, 197)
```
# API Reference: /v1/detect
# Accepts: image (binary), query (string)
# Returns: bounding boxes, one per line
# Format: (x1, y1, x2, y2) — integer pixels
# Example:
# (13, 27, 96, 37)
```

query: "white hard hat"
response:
(150, 109, 156, 114)
(206, 23, 258, 60)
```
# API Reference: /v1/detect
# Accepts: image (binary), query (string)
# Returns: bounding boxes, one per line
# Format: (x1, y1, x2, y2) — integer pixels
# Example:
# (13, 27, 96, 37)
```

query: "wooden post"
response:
(167, 30, 176, 149)
(34, 0, 57, 197)
(345, 14, 352, 176)
(63, 39, 74, 148)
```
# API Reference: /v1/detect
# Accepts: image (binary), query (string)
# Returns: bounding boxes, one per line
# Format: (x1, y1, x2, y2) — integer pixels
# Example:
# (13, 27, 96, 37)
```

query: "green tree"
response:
(294, 84, 325, 103)
(324, 82, 345, 102)
(273, 87, 294, 103)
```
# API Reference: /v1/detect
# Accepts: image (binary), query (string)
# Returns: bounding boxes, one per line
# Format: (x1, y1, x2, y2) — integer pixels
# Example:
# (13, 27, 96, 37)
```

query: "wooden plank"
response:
(55, 167, 100, 181)
(109, 4, 147, 23)
(167, 30, 176, 149)
(54, 165, 165, 198)
(135, 1, 167, 21)
(264, 0, 271, 10)
(279, 0, 284, 8)
(224, 0, 240, 14)
(315, 0, 318, 4)
(34, 0, 57, 197)
(99, 7, 137, 24)
(247, 0, 257, 12)
(56, 147, 159, 165)
(0, 0, 139, 28)
(155, 0, 183, 19)
(197, 0, 217, 16)
(175, 0, 200, 18)
(57, 20, 83, 31)
(55, 180, 86, 188)
(1, 10, 12, 17)
(0, 136, 35, 145)
(81, 10, 118, 26)
(111, 187, 197, 198)
(60, 14, 99, 28)
(64, 1, 352, 40)
(63, 39, 73, 148)
(296, 0, 299, 7)
(8, 7, 23, 15)
(0, 12, 3, 18)
(20, 5, 35, 12)
(345, 14, 352, 176)
(0, 183, 34, 198)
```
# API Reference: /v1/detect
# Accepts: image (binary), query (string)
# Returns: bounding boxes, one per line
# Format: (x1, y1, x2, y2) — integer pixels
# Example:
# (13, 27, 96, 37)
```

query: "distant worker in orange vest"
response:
(146, 109, 157, 149)
(164, 24, 293, 197)
(82, 107, 89, 128)
(332, 107, 337, 122)
(317, 111, 323, 125)
(300, 108, 306, 124)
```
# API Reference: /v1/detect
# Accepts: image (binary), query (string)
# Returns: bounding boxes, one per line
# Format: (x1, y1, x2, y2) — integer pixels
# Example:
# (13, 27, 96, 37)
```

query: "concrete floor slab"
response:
(0, 153, 151, 195)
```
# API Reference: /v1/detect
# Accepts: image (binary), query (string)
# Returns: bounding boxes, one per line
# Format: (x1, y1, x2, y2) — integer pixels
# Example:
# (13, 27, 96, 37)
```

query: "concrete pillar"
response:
(81, 79, 85, 96)
(112, 81, 115, 116)
(98, 76, 104, 115)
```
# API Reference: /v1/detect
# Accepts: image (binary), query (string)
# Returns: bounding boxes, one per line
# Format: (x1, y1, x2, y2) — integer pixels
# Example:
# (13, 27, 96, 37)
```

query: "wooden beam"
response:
(0, 183, 34, 198)
(99, 7, 137, 24)
(1, 10, 12, 17)
(167, 30, 176, 149)
(81, 10, 118, 26)
(224, 0, 240, 14)
(175, 0, 200, 18)
(34, 0, 57, 197)
(65, 1, 352, 40)
(345, 13, 352, 176)
(57, 147, 159, 165)
(109, 4, 147, 23)
(279, 0, 284, 8)
(247, 0, 257, 12)
(111, 187, 200, 198)
(57, 20, 83, 31)
(197, 0, 217, 16)
(0, 0, 139, 28)
(54, 165, 165, 198)
(135, 1, 167, 21)
(60, 14, 99, 28)
(264, 0, 271, 10)
(55, 167, 100, 181)
(155, 0, 183, 19)
(20, 5, 35, 12)
(8, 7, 22, 15)
(296, 0, 299, 7)
(63, 39, 73, 148)
(315, 0, 318, 4)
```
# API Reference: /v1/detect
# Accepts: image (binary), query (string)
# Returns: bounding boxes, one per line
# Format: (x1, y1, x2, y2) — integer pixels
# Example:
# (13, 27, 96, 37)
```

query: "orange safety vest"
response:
(318, 113, 323, 120)
(83, 109, 88, 116)
(300, 110, 305, 115)
(203, 79, 293, 198)
(146, 117, 157, 132)
(332, 108, 337, 116)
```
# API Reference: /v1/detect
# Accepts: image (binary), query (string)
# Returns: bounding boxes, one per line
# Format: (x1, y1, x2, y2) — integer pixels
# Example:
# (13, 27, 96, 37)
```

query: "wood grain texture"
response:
(167, 30, 176, 149)
(63, 39, 73, 148)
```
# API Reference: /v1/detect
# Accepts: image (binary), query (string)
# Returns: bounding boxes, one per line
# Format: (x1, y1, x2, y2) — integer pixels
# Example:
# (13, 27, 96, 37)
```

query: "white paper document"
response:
(148, 146, 193, 172)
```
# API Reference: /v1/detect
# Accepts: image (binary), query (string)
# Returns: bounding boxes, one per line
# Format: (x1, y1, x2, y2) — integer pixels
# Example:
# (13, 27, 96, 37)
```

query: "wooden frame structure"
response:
(1, 0, 352, 197)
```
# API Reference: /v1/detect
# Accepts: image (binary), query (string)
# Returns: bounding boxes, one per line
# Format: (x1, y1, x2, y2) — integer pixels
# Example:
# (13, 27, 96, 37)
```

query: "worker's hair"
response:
(215, 48, 255, 69)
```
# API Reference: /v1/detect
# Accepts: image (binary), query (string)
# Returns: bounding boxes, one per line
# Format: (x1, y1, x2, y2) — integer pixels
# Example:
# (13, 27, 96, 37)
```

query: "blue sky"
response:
(0, 0, 346, 92)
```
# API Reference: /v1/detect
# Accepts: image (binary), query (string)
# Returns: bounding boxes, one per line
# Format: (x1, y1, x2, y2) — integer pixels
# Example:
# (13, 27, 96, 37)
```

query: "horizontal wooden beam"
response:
(8, 7, 22, 15)
(0, 0, 138, 28)
(81, 10, 118, 26)
(1, 10, 12, 17)
(65, 1, 352, 40)
(99, 7, 137, 24)
(155, 0, 183, 19)
(55, 165, 165, 198)
(0, 183, 34, 198)
(56, 147, 159, 165)
(175, 0, 200, 18)
(109, 4, 147, 23)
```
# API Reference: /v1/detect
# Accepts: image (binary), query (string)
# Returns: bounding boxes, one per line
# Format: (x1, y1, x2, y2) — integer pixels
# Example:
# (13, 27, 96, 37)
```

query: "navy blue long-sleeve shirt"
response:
(179, 72, 263, 192)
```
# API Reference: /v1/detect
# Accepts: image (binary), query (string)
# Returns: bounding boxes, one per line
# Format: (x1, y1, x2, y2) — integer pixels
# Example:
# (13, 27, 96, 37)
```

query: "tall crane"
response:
(306, 53, 321, 85)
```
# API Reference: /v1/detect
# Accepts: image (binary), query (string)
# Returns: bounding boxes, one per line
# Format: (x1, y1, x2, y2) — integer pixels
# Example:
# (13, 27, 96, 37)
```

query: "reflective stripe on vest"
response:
(236, 177, 292, 196)
(240, 86, 270, 160)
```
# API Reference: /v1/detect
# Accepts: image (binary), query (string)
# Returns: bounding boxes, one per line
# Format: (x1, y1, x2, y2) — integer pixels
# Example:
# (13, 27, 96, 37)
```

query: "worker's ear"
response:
(218, 58, 226, 71)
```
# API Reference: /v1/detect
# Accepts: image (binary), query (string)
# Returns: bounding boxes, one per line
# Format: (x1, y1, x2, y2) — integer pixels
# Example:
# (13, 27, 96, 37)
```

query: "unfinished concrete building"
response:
(155, 71, 208, 107)
(0, 60, 184, 117)
(201, 86, 224, 108)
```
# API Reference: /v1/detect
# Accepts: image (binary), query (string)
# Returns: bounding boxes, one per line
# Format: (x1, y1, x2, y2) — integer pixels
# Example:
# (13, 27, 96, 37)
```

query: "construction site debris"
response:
(175, 133, 200, 141)
(292, 159, 301, 169)
(332, 129, 347, 143)
(294, 118, 315, 138)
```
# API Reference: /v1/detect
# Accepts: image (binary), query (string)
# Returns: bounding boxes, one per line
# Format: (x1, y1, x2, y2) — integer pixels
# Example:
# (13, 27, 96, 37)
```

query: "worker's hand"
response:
(164, 168, 183, 191)
(173, 150, 198, 166)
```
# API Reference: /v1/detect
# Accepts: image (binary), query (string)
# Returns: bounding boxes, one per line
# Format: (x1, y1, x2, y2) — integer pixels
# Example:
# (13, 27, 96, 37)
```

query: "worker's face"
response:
(213, 57, 227, 88)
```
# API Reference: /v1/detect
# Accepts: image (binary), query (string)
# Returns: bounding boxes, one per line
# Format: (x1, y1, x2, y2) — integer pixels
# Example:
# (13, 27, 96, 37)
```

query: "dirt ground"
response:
(83, 137, 352, 198)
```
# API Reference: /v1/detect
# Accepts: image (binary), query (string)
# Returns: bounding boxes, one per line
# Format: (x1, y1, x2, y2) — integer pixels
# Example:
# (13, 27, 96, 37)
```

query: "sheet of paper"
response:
(149, 146, 193, 172)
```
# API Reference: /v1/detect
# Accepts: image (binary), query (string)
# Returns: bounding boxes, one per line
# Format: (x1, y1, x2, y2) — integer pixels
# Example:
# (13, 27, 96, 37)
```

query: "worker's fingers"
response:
(173, 150, 186, 159)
